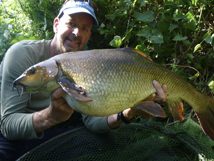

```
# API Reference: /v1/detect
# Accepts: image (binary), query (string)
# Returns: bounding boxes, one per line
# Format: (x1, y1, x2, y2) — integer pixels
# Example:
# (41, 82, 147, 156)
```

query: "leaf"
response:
(149, 29, 164, 44)
(157, 21, 170, 33)
(172, 35, 187, 41)
(169, 24, 179, 32)
(183, 40, 191, 46)
(135, 44, 150, 56)
(208, 80, 214, 93)
(173, 12, 186, 22)
(0, 48, 7, 56)
(189, 73, 199, 80)
(137, 0, 147, 7)
(137, 27, 152, 39)
(43, 16, 47, 31)
(99, 29, 109, 35)
(0, 38, 3, 48)
(109, 35, 122, 48)
(187, 59, 191, 63)
(11, 35, 38, 44)
(3, 30, 10, 39)
(186, 53, 194, 60)
(193, 44, 201, 53)
(211, 34, 214, 46)
(183, 11, 196, 31)
(134, 11, 155, 22)
(133, 0, 137, 7)
(124, 28, 133, 42)
(203, 31, 211, 44)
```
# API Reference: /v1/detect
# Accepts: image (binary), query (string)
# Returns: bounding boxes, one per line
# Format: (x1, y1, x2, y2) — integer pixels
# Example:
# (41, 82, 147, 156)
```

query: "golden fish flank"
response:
(13, 48, 214, 141)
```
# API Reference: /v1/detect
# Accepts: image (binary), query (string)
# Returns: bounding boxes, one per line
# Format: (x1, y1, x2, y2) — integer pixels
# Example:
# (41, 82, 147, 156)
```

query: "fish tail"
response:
(166, 93, 214, 140)
(194, 95, 214, 140)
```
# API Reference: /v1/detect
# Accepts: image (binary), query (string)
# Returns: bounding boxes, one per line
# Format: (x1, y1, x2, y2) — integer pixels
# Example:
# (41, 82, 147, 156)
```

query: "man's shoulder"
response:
(6, 39, 52, 61)
(12, 39, 51, 49)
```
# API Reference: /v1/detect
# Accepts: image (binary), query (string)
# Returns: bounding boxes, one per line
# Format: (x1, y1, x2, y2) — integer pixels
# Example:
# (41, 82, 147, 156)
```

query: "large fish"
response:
(13, 48, 214, 140)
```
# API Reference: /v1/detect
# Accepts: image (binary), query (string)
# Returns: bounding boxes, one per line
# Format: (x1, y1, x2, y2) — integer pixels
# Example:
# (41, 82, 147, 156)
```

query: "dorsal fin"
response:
(129, 48, 153, 61)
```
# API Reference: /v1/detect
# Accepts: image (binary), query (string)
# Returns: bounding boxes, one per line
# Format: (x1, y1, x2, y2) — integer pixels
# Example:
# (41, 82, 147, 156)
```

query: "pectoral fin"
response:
(132, 107, 151, 120)
(58, 77, 93, 102)
(135, 101, 166, 118)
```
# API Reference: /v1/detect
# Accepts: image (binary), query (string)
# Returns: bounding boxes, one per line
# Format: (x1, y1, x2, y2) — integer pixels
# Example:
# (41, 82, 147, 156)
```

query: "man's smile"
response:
(65, 38, 80, 50)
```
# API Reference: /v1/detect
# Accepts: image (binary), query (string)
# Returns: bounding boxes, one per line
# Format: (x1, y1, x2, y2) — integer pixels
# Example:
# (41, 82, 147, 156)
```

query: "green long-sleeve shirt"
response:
(0, 40, 110, 140)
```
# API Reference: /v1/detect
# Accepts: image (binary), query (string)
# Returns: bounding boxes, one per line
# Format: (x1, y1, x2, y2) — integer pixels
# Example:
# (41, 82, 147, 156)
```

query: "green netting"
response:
(17, 118, 214, 161)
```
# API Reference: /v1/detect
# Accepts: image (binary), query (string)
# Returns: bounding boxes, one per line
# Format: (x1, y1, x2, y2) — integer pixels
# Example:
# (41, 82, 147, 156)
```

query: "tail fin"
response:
(194, 96, 214, 140)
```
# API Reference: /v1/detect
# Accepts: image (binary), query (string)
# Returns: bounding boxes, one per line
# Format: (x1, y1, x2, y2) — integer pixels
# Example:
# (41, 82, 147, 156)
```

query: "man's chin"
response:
(63, 44, 80, 52)
(66, 47, 83, 52)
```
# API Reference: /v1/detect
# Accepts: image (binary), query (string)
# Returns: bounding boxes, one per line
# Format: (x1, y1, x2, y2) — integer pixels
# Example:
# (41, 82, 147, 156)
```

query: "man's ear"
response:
(53, 18, 60, 33)
(89, 32, 92, 38)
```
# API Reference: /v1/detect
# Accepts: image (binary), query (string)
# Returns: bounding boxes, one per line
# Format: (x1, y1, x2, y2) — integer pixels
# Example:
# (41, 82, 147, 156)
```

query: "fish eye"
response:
(29, 67, 36, 74)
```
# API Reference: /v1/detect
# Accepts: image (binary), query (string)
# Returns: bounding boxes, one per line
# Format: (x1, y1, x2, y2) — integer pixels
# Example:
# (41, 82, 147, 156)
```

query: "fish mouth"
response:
(12, 80, 27, 100)
(12, 80, 27, 91)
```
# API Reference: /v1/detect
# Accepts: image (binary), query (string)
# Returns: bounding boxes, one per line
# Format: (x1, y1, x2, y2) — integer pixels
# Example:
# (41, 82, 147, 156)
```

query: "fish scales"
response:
(13, 48, 214, 141)
(57, 50, 159, 115)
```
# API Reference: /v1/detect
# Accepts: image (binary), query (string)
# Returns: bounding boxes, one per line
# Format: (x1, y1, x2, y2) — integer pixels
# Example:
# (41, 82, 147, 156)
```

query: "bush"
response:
(1, 0, 214, 95)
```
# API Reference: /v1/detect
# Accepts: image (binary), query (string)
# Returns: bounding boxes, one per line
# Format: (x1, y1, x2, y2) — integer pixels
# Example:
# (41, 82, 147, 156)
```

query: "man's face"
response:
(54, 12, 93, 53)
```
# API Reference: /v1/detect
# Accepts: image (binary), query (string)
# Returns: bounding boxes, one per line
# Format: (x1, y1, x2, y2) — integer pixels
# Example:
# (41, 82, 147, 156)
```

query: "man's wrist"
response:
(117, 111, 131, 124)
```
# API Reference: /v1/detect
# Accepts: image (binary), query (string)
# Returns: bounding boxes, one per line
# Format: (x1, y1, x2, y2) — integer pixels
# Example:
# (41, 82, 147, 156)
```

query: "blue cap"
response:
(57, 0, 99, 27)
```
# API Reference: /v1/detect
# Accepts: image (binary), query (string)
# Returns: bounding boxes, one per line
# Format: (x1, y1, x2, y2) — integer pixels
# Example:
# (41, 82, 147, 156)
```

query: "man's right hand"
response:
(33, 87, 74, 134)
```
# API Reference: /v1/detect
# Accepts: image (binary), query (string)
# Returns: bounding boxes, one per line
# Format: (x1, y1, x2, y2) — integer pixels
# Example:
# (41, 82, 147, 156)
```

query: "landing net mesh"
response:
(17, 118, 214, 161)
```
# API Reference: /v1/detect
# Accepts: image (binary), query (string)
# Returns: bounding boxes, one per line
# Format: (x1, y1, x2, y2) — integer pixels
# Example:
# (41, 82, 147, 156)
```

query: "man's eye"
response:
(68, 22, 75, 27)
(83, 28, 88, 32)
(29, 67, 36, 74)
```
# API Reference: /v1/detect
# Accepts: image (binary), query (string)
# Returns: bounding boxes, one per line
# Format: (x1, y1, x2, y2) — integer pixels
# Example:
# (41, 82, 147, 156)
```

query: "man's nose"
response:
(72, 27, 80, 36)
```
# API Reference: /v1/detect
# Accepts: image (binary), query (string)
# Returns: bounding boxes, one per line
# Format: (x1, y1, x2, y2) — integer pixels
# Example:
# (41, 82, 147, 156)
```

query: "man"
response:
(0, 0, 167, 160)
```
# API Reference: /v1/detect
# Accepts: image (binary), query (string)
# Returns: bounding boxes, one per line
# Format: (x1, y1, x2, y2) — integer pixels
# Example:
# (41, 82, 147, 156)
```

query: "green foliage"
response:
(92, 0, 214, 97)
(0, 0, 62, 60)
(1, 0, 214, 99)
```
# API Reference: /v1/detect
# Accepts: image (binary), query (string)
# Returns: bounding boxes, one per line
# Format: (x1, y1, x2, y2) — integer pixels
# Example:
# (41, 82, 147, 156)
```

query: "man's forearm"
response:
(33, 107, 57, 134)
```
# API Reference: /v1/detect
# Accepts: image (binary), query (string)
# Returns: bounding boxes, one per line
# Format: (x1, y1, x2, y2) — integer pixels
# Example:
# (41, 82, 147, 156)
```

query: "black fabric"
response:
(0, 127, 73, 161)
(0, 112, 83, 161)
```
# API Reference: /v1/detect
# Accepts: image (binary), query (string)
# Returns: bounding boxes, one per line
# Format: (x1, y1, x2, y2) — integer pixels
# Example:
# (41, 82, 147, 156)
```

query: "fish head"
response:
(12, 59, 59, 93)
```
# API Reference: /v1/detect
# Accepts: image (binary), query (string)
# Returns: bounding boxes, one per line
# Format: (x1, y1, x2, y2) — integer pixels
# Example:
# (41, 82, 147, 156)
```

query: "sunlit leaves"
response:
(193, 44, 201, 53)
(208, 81, 214, 93)
(109, 36, 122, 48)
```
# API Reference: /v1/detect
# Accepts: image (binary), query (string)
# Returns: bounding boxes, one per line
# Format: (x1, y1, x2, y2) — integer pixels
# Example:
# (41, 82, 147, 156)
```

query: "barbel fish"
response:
(12, 48, 214, 140)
